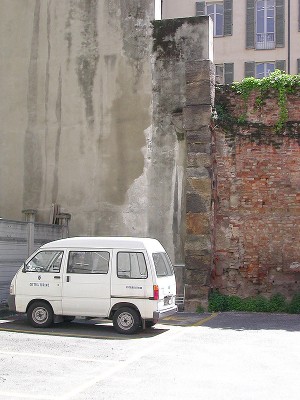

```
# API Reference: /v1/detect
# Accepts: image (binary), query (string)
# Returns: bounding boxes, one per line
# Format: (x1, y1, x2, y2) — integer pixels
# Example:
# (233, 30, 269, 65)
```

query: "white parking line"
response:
(61, 327, 185, 400)
(0, 350, 118, 364)
(0, 391, 53, 399)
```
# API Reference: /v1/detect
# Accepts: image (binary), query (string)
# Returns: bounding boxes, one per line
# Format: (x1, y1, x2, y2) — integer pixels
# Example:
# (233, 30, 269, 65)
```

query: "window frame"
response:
(255, 0, 275, 50)
(255, 61, 275, 78)
(117, 251, 148, 280)
(206, 2, 224, 37)
(152, 252, 174, 278)
(67, 251, 110, 274)
(24, 250, 63, 273)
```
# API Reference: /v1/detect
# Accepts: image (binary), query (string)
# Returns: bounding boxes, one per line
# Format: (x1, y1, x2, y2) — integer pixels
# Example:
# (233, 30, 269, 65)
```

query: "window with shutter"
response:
(198, 2, 232, 37)
(275, 0, 285, 48)
(255, 0, 275, 50)
(196, 1, 205, 16)
(223, 0, 233, 36)
(206, 3, 224, 37)
(224, 63, 234, 84)
(215, 64, 224, 84)
(275, 60, 286, 72)
(246, 0, 255, 49)
(245, 62, 255, 77)
(255, 62, 275, 78)
(297, 59, 300, 74)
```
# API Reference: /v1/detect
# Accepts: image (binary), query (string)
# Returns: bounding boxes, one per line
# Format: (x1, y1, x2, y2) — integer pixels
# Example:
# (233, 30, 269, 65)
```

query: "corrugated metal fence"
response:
(0, 219, 65, 304)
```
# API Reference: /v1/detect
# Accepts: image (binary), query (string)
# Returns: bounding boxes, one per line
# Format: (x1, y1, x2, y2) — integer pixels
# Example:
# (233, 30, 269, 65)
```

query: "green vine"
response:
(231, 70, 300, 131)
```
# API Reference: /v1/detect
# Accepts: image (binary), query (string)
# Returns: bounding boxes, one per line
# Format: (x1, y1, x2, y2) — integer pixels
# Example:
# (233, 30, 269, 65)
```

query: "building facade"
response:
(162, 0, 300, 83)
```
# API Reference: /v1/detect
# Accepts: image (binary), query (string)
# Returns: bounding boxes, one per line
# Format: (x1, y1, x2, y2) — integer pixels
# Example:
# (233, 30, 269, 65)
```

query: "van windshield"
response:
(152, 252, 174, 277)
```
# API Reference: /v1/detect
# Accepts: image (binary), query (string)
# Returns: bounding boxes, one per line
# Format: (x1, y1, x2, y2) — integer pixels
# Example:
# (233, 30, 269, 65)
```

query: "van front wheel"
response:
(113, 307, 140, 334)
(27, 301, 54, 328)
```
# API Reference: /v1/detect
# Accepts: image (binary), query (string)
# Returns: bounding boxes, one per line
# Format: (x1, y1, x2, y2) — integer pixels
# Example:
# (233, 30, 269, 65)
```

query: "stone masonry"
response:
(184, 60, 215, 311)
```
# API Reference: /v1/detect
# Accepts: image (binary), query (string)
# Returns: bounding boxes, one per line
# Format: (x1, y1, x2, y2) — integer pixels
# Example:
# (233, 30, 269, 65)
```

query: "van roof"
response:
(41, 237, 165, 252)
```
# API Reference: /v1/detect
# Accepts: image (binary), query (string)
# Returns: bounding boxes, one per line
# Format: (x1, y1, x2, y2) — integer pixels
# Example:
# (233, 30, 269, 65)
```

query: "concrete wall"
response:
(0, 0, 156, 238)
(0, 1, 213, 267)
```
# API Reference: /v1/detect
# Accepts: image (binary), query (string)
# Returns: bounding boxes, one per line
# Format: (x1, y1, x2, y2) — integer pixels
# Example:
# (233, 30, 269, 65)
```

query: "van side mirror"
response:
(22, 264, 27, 273)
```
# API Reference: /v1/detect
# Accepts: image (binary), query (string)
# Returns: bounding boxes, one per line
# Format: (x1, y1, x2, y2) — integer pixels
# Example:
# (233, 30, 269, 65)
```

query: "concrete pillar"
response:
(56, 213, 71, 238)
(22, 209, 37, 256)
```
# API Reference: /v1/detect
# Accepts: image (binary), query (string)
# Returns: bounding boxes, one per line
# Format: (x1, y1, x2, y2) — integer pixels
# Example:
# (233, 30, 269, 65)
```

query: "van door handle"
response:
(54, 276, 60, 279)
(66, 276, 70, 282)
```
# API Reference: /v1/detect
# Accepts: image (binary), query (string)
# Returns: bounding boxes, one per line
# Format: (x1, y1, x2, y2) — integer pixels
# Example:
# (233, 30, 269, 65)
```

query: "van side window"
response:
(67, 251, 110, 274)
(117, 252, 148, 279)
(152, 252, 174, 277)
(25, 251, 63, 273)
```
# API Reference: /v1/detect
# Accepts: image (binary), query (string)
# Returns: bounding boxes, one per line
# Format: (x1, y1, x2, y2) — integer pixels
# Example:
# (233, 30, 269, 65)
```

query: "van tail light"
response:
(153, 285, 159, 300)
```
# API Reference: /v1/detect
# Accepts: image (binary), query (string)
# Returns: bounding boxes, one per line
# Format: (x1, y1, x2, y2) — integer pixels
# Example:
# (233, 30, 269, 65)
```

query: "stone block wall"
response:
(212, 89, 300, 299)
(184, 60, 214, 311)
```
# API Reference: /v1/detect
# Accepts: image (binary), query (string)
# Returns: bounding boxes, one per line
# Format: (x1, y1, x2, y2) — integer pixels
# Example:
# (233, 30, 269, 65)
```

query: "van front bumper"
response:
(8, 295, 16, 312)
(153, 305, 178, 322)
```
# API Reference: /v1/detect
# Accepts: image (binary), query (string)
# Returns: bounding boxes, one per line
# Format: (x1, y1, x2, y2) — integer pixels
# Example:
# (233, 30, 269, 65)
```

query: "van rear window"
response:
(117, 252, 148, 279)
(152, 253, 174, 277)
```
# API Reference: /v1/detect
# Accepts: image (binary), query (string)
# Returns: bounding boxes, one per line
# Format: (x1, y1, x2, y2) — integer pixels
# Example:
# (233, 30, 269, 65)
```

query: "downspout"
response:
(288, 0, 291, 74)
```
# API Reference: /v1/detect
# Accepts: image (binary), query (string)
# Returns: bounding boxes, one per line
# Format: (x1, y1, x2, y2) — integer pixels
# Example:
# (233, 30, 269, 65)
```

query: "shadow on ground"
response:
(0, 314, 169, 340)
(1, 311, 300, 337)
(195, 311, 300, 332)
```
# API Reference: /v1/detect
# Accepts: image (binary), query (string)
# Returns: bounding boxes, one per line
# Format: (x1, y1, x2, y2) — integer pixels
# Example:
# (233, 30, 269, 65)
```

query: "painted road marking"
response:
(0, 350, 118, 364)
(61, 327, 185, 400)
(192, 312, 219, 326)
(0, 327, 144, 340)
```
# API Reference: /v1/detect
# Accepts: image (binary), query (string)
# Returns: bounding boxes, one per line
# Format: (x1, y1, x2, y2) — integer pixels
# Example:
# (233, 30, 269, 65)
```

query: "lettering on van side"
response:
(125, 286, 142, 290)
(29, 282, 50, 287)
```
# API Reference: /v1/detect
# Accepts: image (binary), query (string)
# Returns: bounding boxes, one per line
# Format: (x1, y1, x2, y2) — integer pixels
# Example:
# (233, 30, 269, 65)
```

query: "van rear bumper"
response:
(8, 295, 16, 312)
(153, 305, 178, 322)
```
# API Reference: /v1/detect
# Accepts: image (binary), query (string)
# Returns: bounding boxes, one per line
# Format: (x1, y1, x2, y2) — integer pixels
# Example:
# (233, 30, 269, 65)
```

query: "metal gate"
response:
(0, 219, 65, 304)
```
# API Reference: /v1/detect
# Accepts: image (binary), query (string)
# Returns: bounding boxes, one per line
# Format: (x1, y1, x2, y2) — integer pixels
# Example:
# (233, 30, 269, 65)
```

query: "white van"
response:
(8, 237, 177, 334)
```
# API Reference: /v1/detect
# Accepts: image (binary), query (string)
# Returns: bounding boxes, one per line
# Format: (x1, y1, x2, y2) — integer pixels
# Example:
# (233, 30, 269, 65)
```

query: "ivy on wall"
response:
(231, 70, 300, 131)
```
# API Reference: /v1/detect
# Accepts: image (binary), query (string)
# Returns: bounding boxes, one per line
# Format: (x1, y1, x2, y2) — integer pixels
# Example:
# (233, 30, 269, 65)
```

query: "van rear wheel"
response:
(113, 307, 140, 334)
(27, 301, 54, 328)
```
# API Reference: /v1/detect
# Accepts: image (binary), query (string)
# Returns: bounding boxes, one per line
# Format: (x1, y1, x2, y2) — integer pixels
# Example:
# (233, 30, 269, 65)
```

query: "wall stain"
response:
(120, 0, 153, 89)
(52, 68, 62, 203)
(43, 0, 51, 205)
(105, 60, 149, 206)
(23, 0, 42, 209)
(75, 0, 99, 128)
(65, 0, 75, 69)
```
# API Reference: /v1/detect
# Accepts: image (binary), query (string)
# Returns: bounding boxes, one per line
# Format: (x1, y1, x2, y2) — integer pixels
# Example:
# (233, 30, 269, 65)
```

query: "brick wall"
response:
(212, 89, 300, 299)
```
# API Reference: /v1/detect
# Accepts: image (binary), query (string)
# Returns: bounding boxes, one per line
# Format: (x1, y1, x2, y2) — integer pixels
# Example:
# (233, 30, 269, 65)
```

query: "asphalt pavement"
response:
(0, 310, 300, 339)
(1, 310, 300, 400)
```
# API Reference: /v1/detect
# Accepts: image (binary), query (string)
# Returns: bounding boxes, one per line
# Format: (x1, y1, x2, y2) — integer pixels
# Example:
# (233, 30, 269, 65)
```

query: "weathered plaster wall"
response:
(0, 0, 154, 240)
(212, 89, 300, 299)
(0, 2, 213, 268)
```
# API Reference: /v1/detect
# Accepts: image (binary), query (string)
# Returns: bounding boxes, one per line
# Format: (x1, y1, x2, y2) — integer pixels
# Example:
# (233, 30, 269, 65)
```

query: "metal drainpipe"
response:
(288, 0, 291, 74)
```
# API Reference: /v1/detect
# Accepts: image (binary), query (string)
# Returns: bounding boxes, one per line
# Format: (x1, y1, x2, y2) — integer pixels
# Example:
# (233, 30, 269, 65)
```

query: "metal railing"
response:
(256, 33, 275, 50)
